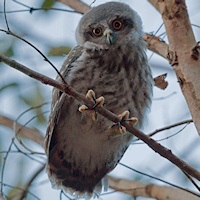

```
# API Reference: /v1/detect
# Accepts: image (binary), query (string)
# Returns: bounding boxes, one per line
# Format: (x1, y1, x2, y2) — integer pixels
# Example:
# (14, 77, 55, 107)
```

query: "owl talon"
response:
(108, 111, 138, 135)
(78, 89, 104, 121)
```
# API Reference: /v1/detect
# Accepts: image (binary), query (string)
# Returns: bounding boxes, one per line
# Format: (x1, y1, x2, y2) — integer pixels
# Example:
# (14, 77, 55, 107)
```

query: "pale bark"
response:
(147, 0, 200, 135)
(143, 33, 169, 59)
(109, 176, 200, 200)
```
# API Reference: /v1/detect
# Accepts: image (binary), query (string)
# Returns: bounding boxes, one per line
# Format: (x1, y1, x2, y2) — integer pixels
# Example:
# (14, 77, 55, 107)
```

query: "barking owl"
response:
(45, 1, 153, 199)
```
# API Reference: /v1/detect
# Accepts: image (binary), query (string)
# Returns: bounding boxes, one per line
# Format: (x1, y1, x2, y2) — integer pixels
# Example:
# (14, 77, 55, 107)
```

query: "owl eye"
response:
(93, 27, 103, 37)
(112, 19, 122, 31)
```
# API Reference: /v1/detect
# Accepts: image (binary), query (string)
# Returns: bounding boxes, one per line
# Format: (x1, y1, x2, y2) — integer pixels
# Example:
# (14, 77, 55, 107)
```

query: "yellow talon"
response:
(78, 89, 104, 121)
(108, 110, 138, 135)
(118, 110, 130, 121)
(86, 90, 95, 101)
(96, 96, 105, 107)
(127, 117, 138, 126)
(120, 126, 126, 134)
(78, 105, 88, 112)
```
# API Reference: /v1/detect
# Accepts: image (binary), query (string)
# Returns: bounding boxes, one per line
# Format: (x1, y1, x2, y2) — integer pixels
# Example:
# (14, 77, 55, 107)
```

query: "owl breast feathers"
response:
(45, 2, 153, 199)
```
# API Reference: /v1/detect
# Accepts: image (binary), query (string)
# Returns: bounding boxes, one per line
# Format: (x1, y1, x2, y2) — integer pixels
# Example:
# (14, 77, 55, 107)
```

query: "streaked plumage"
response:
(45, 2, 153, 198)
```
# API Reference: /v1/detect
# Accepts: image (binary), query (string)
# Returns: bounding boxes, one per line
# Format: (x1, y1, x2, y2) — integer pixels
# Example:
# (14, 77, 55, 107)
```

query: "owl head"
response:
(76, 2, 143, 48)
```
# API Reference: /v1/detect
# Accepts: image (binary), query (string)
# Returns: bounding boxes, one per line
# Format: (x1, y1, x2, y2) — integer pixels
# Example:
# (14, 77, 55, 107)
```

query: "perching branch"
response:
(1, 53, 200, 182)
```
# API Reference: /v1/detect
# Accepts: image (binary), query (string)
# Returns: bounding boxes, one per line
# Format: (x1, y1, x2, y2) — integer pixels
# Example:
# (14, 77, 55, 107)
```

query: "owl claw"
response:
(108, 110, 138, 135)
(78, 89, 104, 121)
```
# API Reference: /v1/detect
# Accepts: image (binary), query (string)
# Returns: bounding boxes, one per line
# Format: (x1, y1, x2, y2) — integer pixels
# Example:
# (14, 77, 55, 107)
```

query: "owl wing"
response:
(44, 45, 84, 152)
(51, 45, 84, 109)
(44, 45, 109, 198)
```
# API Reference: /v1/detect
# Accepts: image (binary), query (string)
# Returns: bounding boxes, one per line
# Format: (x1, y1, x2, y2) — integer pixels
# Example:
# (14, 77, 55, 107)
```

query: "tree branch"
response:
(0, 114, 44, 146)
(148, 119, 193, 137)
(1, 53, 200, 182)
(143, 34, 169, 59)
(109, 176, 200, 200)
(147, 0, 200, 135)
(56, 0, 90, 14)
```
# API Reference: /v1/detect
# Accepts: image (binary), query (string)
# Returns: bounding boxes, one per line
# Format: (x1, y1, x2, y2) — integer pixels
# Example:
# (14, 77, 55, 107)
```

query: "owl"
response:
(45, 1, 153, 199)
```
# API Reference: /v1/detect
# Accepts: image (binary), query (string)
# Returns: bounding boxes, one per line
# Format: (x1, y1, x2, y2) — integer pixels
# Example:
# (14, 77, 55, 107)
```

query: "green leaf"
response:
(48, 46, 71, 57)
(41, 0, 55, 10)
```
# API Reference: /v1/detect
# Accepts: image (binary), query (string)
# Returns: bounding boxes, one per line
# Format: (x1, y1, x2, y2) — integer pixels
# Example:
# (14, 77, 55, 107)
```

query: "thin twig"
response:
(148, 119, 193, 137)
(0, 0, 80, 14)
(17, 165, 45, 200)
(3, 0, 10, 31)
(183, 171, 200, 192)
(0, 182, 40, 200)
(0, 114, 44, 145)
(118, 163, 200, 198)
(0, 137, 15, 197)
(15, 110, 49, 153)
(0, 28, 66, 84)
(0, 7, 78, 14)
(13, 142, 45, 165)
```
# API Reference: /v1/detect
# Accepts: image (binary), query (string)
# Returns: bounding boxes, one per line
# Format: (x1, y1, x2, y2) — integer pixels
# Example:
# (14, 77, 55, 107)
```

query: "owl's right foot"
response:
(79, 90, 104, 121)
(108, 111, 138, 135)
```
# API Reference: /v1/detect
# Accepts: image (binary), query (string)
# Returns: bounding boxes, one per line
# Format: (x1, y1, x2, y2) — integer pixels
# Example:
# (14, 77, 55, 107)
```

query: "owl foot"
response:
(108, 111, 138, 135)
(79, 89, 104, 121)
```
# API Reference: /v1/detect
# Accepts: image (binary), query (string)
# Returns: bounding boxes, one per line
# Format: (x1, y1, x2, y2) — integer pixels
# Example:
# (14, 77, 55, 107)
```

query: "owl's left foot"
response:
(79, 89, 104, 121)
(108, 111, 138, 134)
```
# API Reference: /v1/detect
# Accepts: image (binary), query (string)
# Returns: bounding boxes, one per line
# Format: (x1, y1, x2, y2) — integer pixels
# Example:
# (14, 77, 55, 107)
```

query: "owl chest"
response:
(68, 56, 136, 116)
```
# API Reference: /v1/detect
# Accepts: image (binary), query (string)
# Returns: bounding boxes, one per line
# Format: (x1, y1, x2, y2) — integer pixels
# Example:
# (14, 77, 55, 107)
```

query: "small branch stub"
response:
(191, 42, 200, 60)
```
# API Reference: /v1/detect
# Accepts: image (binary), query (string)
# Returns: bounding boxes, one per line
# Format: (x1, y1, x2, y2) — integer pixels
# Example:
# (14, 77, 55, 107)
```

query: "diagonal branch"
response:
(1, 53, 200, 181)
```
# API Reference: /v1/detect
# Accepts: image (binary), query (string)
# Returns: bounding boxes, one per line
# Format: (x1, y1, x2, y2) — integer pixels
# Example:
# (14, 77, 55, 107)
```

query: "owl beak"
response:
(104, 29, 114, 45)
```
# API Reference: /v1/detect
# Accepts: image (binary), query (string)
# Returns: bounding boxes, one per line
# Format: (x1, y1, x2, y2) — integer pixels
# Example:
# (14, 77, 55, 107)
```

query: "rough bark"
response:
(147, 0, 200, 135)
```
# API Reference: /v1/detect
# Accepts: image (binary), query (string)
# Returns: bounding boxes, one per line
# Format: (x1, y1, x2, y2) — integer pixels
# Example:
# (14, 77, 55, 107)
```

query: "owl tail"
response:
(46, 144, 109, 199)
(46, 164, 108, 199)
